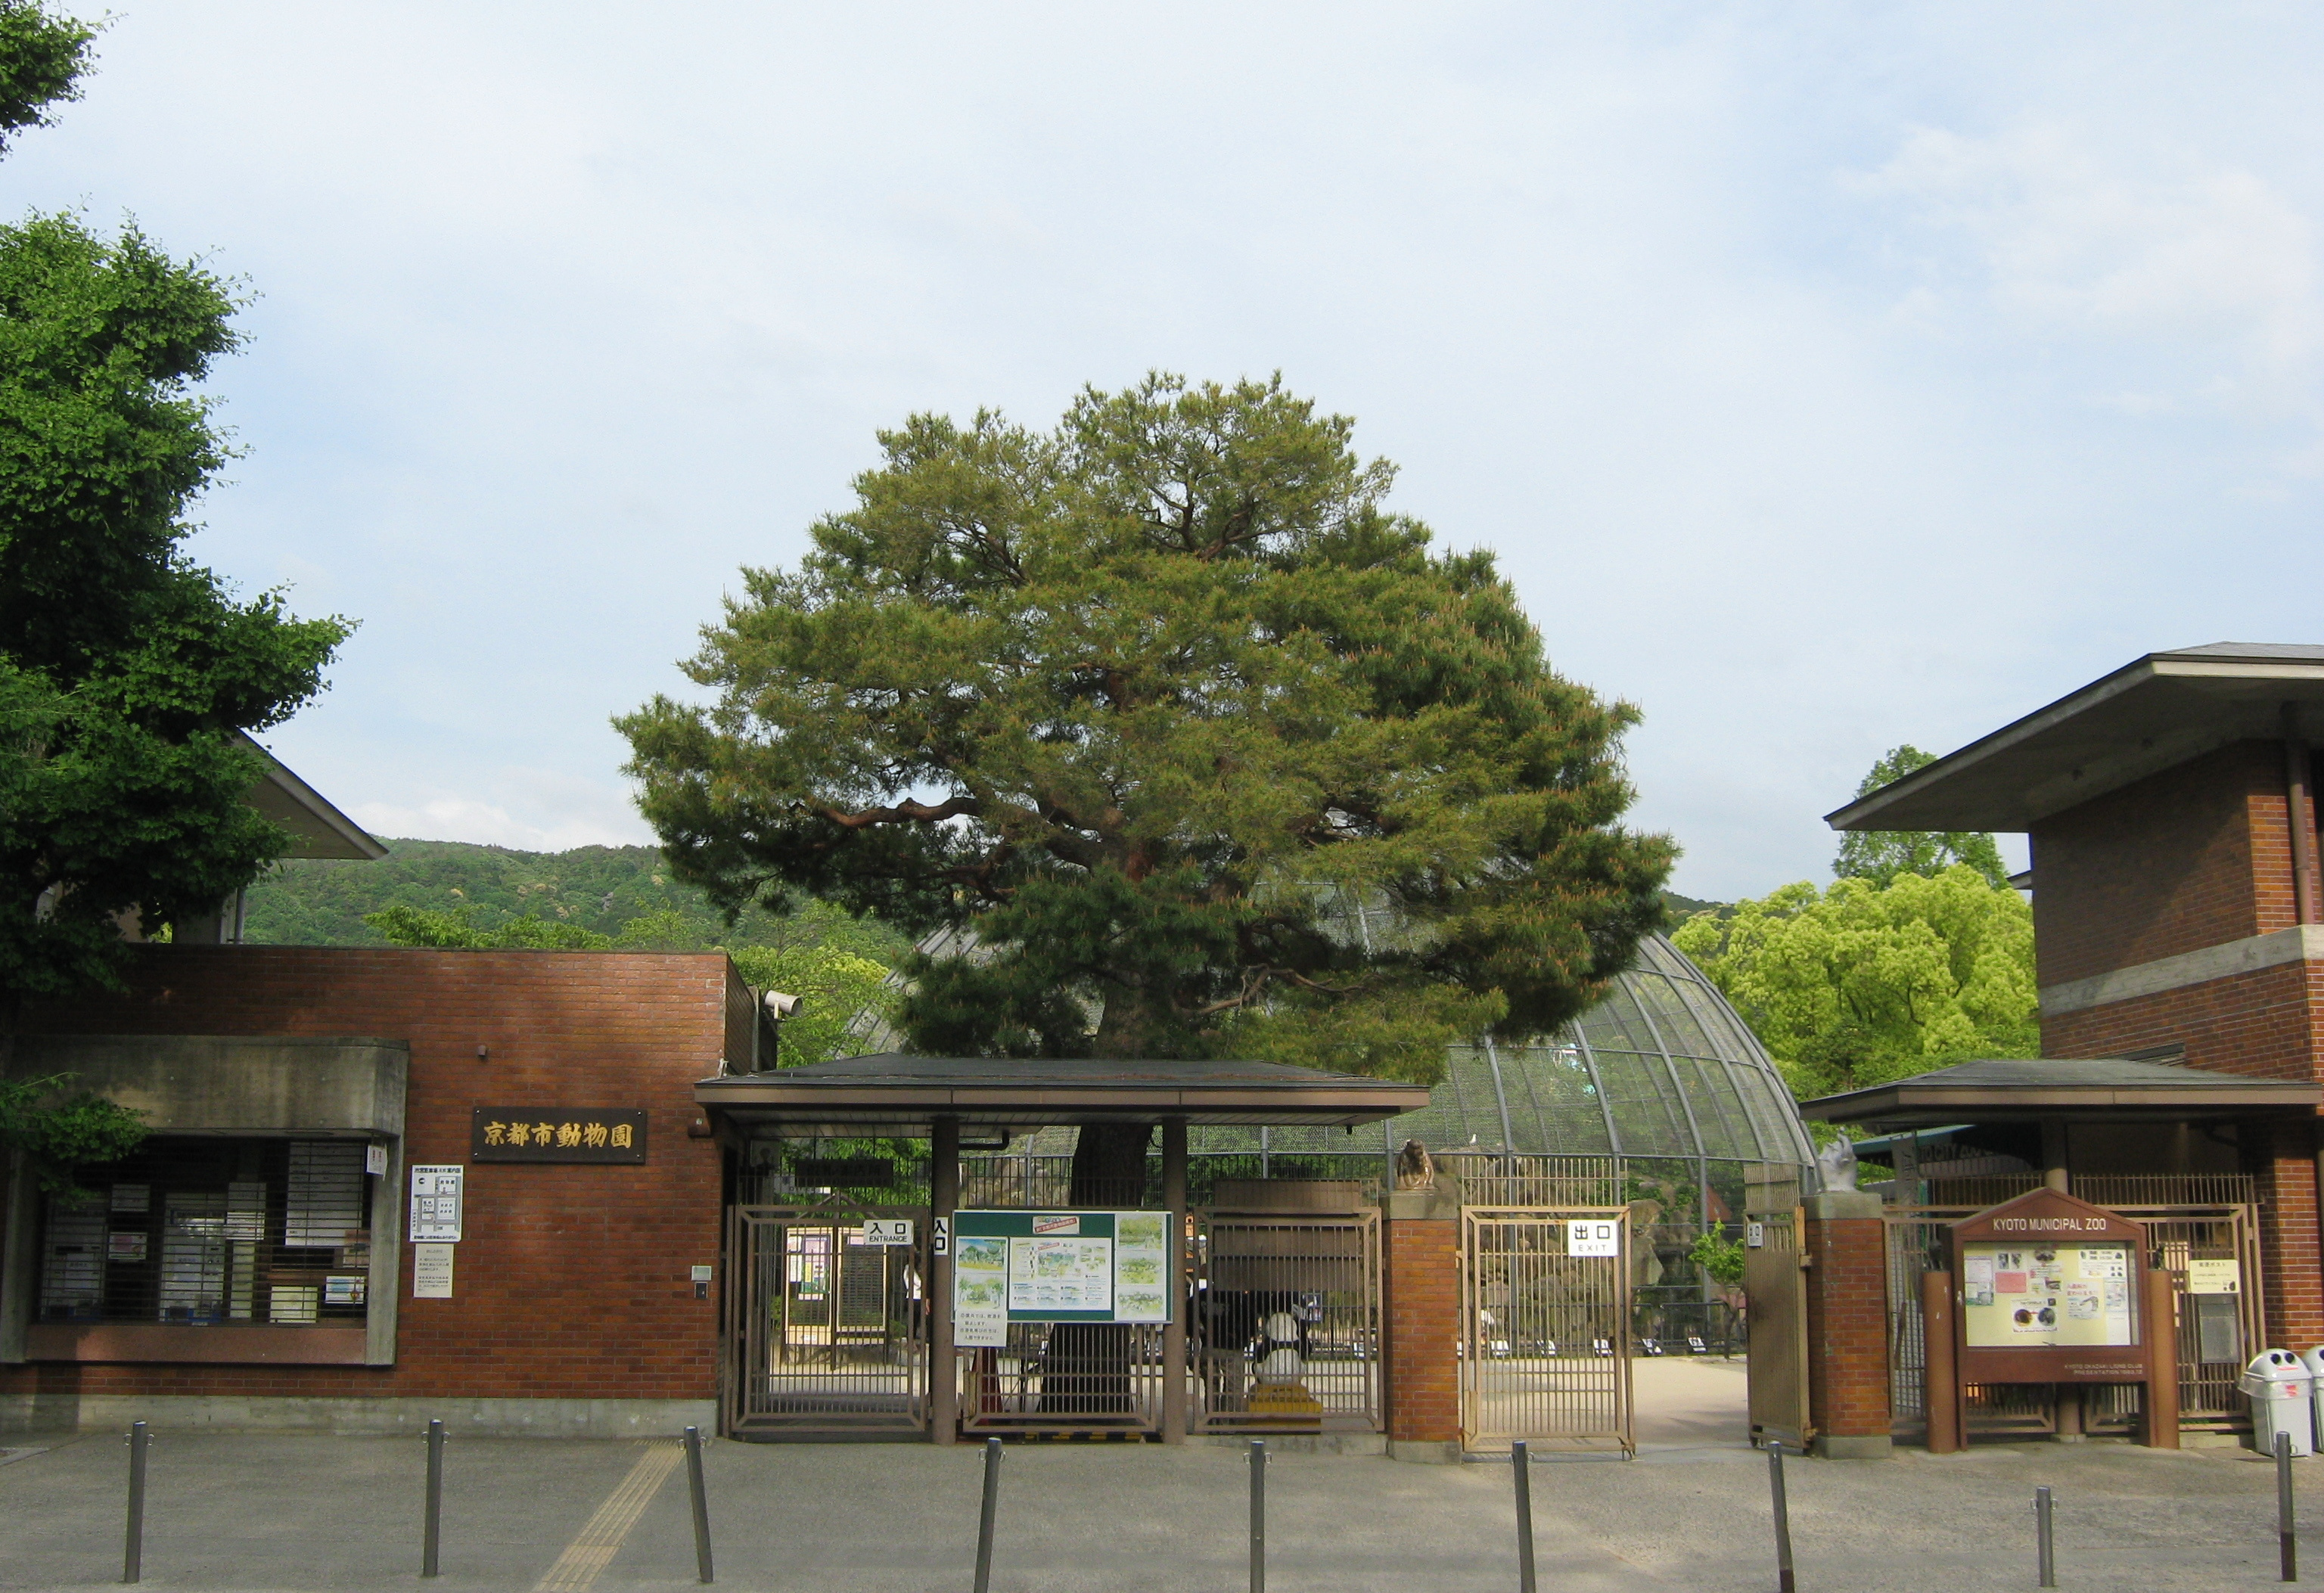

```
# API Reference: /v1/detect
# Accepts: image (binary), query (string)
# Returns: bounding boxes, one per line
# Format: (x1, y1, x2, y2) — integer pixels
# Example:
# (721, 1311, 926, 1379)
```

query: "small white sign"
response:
(933, 1217, 951, 1256)
(1746, 1220, 1766, 1249)
(864, 1219, 914, 1247)
(409, 1165, 464, 1243)
(1567, 1219, 1621, 1259)
(2189, 1258, 2242, 1296)
(365, 1144, 389, 1177)
(412, 1243, 455, 1299)
(690, 1265, 714, 1284)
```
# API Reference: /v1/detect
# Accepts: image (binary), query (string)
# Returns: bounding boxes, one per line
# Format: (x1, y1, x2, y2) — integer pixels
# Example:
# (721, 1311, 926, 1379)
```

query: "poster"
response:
(1961, 1241, 2134, 1347)
(954, 1236, 1009, 1347)
(2188, 1259, 2242, 1295)
(408, 1166, 464, 1243)
(950, 1210, 1172, 1333)
(412, 1242, 455, 1299)
(1113, 1212, 1170, 1324)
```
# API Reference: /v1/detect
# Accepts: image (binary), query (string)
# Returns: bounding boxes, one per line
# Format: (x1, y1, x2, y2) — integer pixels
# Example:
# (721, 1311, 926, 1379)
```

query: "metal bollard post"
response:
(972, 1436, 1002, 1593)
(1248, 1439, 1267, 1593)
(422, 1418, 445, 1579)
(1512, 1439, 1537, 1593)
(2035, 1486, 2055, 1588)
(1766, 1441, 1795, 1593)
(121, 1421, 148, 1585)
(2279, 1430, 2298, 1583)
(683, 1426, 713, 1584)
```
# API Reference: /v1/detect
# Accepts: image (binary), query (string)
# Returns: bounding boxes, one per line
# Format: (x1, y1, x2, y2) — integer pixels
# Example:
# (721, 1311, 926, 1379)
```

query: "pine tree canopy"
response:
(618, 374, 1674, 1083)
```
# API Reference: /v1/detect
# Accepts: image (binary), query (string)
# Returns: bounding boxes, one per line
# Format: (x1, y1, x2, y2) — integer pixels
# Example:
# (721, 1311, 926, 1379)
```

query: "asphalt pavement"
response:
(3, 1427, 2320, 1592)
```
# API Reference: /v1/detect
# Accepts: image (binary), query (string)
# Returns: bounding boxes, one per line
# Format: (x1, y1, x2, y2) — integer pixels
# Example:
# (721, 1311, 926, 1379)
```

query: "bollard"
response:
(121, 1421, 148, 1585)
(1249, 1438, 1267, 1593)
(971, 1436, 1002, 1593)
(2280, 1430, 2298, 1583)
(683, 1425, 713, 1584)
(1512, 1439, 1537, 1593)
(1766, 1441, 1795, 1593)
(2035, 1486, 2055, 1588)
(422, 1418, 445, 1579)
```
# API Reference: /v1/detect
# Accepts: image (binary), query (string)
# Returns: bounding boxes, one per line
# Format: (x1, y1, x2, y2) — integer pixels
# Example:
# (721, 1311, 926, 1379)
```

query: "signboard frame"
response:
(950, 1208, 1176, 1348)
(1949, 1186, 2151, 1386)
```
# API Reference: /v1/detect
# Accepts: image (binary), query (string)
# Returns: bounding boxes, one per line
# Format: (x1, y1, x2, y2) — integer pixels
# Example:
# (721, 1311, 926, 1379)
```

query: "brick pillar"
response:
(1802, 1190, 1892, 1459)
(2252, 1118, 2324, 1351)
(1381, 1185, 1462, 1463)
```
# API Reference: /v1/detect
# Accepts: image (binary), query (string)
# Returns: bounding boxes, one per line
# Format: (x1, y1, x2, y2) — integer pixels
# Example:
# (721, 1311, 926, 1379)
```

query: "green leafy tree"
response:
(1671, 865, 2037, 1101)
(1834, 744, 2009, 889)
(0, 1071, 143, 1193)
(0, 2, 95, 154)
(0, 14, 334, 1197)
(619, 372, 1674, 1195)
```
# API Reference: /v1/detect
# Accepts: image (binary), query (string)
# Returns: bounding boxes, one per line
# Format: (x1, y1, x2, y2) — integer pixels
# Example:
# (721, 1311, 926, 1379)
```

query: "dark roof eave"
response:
(1803, 1083, 2324, 1124)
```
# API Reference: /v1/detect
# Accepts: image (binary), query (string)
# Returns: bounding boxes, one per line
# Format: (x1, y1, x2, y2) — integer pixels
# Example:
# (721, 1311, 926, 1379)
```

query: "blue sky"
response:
(13, 5, 2322, 899)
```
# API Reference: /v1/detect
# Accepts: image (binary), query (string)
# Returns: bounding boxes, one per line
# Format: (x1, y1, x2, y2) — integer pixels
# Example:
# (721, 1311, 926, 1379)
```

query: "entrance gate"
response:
(1460, 1205, 1633, 1455)
(1192, 1206, 1381, 1435)
(724, 1202, 931, 1439)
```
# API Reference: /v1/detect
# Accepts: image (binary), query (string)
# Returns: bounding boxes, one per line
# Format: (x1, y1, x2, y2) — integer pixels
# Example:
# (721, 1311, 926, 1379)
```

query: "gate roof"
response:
(694, 1052, 1428, 1138)
(1798, 1054, 2322, 1129)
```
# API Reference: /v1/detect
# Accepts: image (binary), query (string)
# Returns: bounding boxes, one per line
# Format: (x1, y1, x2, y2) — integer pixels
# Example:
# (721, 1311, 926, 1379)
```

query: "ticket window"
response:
(37, 1139, 374, 1328)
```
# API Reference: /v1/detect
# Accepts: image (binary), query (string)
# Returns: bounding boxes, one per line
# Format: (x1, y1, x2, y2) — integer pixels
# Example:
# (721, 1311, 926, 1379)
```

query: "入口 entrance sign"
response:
(862, 1219, 914, 1247)
(471, 1107, 648, 1163)
(409, 1165, 464, 1242)
(951, 1209, 1173, 1347)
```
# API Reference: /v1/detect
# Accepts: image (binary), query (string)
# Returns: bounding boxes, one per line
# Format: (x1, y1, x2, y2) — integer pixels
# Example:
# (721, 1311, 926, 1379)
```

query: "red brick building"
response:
(1, 946, 746, 1436)
(1811, 644, 2324, 1436)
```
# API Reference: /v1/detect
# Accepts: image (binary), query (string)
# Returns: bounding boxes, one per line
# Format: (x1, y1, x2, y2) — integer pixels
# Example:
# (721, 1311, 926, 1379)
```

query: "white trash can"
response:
(2240, 1349, 2315, 1456)
(2302, 1347, 2324, 1441)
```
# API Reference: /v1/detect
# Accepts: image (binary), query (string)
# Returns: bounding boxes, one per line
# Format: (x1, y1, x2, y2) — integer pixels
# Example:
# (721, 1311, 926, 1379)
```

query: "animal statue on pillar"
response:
(1393, 1139, 1436, 1191)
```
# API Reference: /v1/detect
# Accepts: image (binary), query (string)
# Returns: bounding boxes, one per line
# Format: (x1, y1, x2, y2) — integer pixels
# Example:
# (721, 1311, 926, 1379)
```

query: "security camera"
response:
(763, 989, 803, 1020)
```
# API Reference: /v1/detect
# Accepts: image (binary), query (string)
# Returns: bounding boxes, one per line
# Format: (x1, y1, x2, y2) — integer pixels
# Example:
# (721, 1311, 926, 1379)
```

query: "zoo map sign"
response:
(950, 1209, 1173, 1347)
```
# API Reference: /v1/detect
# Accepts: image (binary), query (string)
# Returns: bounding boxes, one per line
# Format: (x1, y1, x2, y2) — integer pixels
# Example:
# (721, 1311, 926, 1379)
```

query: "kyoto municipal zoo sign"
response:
(471, 1107, 648, 1163)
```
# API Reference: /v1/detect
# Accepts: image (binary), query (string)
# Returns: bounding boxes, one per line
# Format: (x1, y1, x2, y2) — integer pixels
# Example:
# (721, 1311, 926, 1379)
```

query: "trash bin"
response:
(2240, 1349, 2315, 1456)
(2301, 1346, 2324, 1440)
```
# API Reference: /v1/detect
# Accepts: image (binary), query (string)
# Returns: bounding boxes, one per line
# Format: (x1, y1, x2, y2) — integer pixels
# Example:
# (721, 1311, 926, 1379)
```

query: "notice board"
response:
(1950, 1186, 2149, 1384)
(951, 1209, 1173, 1346)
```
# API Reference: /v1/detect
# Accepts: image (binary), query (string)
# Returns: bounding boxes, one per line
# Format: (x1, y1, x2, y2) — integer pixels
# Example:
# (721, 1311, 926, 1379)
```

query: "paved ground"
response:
(6, 1424, 2324, 1592)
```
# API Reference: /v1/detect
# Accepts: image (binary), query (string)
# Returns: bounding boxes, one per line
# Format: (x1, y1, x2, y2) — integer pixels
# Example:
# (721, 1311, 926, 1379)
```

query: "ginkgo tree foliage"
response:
(620, 374, 1675, 1181)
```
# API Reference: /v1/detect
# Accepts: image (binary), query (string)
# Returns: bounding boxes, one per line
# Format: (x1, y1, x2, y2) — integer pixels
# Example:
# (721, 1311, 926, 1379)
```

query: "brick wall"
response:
(2043, 961, 2324, 1083)
(1382, 1216, 1459, 1444)
(2248, 1118, 2324, 1351)
(1, 946, 736, 1405)
(2031, 741, 2298, 989)
(1802, 1212, 1889, 1442)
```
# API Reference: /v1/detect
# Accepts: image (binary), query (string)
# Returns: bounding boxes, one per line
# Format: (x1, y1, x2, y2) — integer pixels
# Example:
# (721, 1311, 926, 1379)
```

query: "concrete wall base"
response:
(1386, 1437, 1462, 1464)
(1813, 1433, 1894, 1460)
(1197, 1431, 1387, 1455)
(0, 1393, 717, 1439)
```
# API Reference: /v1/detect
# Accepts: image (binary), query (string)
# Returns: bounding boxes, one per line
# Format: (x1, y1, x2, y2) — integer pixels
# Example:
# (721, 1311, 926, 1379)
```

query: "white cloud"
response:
(1858, 126, 2324, 415)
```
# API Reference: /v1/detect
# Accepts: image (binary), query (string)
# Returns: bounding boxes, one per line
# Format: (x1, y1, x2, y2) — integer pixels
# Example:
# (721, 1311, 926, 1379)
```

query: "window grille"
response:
(36, 1138, 374, 1329)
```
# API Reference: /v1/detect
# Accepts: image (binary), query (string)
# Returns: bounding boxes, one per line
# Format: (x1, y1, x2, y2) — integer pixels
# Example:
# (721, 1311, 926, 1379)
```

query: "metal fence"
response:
(1461, 1206, 1633, 1455)
(1192, 1208, 1381, 1435)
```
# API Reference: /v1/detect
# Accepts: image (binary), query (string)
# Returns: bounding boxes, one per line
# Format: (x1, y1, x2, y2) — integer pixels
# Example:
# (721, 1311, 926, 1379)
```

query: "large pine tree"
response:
(621, 374, 1673, 1185)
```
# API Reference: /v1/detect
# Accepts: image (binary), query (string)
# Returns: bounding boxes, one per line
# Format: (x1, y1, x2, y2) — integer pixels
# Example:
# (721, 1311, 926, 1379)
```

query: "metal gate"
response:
(1744, 1207, 1808, 1451)
(725, 1202, 930, 1438)
(1192, 1207, 1381, 1435)
(1461, 1206, 1633, 1455)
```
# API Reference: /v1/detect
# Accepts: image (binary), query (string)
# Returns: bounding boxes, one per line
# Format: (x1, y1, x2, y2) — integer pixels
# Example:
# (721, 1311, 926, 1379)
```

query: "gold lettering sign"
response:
(470, 1109, 648, 1164)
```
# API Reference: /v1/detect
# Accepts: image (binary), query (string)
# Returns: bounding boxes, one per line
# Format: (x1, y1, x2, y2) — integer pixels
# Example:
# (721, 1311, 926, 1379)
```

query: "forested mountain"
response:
(241, 838, 906, 960)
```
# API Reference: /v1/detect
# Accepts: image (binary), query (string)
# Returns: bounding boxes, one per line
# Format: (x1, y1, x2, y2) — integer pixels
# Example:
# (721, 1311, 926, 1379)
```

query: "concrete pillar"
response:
(1160, 1117, 1187, 1445)
(1381, 1183, 1462, 1463)
(2040, 1119, 2070, 1194)
(1802, 1189, 1892, 1459)
(930, 1116, 958, 1446)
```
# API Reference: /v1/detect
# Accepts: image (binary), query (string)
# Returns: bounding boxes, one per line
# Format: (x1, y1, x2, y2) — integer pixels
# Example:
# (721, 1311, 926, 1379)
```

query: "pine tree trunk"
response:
(1041, 1123, 1152, 1414)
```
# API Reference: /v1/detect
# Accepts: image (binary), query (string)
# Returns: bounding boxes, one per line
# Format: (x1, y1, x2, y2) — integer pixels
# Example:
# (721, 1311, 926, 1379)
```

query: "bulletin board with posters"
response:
(1950, 1186, 2151, 1386)
(949, 1209, 1174, 1349)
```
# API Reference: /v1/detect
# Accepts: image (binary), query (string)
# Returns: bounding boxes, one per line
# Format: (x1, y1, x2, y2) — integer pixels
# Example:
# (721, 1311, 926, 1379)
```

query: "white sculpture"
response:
(1815, 1136, 1859, 1192)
